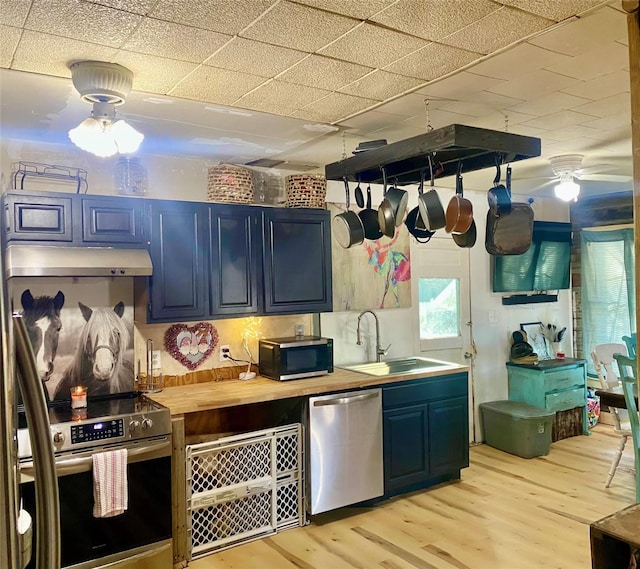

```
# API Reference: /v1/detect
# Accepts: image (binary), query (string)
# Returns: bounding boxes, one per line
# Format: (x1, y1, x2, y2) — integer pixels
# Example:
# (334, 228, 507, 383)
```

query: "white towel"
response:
(92, 449, 128, 518)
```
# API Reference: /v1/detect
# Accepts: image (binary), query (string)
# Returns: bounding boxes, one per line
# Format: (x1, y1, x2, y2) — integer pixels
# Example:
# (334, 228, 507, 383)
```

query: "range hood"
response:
(5, 244, 153, 278)
(325, 124, 541, 184)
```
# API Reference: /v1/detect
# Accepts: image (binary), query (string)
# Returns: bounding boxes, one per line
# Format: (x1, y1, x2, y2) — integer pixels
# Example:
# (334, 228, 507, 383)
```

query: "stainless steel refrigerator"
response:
(0, 248, 61, 569)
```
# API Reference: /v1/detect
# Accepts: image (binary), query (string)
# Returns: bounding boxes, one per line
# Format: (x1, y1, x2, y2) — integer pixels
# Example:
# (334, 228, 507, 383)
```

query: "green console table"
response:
(507, 358, 589, 441)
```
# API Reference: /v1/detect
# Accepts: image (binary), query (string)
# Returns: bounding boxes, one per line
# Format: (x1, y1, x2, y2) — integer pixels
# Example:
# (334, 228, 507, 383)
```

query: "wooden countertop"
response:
(147, 363, 468, 416)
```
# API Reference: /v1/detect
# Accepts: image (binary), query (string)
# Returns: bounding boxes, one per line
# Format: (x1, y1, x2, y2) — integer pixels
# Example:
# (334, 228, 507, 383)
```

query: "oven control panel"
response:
(70, 419, 124, 445)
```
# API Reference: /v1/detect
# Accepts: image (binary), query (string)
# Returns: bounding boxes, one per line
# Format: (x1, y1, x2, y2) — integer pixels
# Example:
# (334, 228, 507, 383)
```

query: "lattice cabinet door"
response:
(186, 424, 304, 559)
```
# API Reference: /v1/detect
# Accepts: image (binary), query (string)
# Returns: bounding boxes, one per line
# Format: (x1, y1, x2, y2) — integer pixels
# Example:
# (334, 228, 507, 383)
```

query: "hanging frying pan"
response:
(485, 202, 534, 255)
(377, 168, 396, 238)
(452, 219, 476, 248)
(487, 158, 512, 217)
(333, 178, 365, 249)
(445, 164, 473, 235)
(358, 184, 383, 240)
(418, 155, 446, 231)
(378, 171, 408, 234)
(405, 172, 435, 243)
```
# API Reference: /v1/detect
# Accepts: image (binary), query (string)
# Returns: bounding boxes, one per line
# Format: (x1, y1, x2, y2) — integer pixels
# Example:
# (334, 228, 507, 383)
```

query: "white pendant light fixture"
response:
(553, 173, 580, 202)
(68, 61, 143, 157)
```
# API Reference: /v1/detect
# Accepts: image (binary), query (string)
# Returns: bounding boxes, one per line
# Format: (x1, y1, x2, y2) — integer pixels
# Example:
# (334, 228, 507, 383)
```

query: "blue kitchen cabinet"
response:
(3, 190, 146, 246)
(208, 204, 259, 316)
(147, 201, 332, 322)
(381, 372, 469, 497)
(147, 200, 207, 322)
(262, 208, 332, 315)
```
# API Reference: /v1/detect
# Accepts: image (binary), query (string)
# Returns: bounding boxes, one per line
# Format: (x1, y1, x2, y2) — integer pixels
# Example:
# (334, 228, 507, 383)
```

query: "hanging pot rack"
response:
(325, 124, 541, 185)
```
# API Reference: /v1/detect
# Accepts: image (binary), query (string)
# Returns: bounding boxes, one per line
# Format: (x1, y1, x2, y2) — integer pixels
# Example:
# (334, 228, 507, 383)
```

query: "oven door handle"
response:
(21, 438, 171, 477)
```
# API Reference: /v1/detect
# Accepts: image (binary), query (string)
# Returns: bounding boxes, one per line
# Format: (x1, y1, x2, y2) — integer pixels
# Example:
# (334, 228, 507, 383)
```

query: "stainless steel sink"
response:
(339, 356, 457, 377)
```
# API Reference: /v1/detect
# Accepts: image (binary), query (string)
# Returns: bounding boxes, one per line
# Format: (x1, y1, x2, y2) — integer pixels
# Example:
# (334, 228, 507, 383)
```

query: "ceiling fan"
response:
(533, 154, 632, 202)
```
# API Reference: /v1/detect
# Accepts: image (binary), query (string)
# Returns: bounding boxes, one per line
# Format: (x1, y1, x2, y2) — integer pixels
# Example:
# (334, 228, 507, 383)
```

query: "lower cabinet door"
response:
(383, 404, 429, 492)
(428, 396, 469, 476)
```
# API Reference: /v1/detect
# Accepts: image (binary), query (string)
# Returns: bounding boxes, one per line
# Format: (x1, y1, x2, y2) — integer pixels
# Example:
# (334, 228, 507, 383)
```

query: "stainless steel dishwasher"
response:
(307, 388, 383, 514)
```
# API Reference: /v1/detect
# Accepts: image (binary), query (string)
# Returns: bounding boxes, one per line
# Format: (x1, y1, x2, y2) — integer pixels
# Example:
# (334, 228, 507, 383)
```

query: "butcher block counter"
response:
(148, 361, 468, 568)
(148, 361, 468, 416)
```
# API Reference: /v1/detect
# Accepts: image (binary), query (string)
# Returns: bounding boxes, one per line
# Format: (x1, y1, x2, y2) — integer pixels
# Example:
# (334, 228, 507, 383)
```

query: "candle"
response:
(70, 386, 87, 409)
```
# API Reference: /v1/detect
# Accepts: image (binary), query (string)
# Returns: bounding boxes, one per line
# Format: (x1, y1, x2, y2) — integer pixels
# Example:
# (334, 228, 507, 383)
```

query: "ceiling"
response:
(0, 0, 635, 198)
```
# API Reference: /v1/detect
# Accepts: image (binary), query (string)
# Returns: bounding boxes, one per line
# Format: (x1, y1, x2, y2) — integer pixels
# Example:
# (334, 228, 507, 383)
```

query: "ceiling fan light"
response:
(111, 119, 144, 154)
(68, 117, 117, 157)
(554, 178, 580, 201)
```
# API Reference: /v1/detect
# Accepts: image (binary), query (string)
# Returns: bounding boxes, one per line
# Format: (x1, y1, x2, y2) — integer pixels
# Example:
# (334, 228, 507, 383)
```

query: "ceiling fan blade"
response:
(577, 173, 633, 182)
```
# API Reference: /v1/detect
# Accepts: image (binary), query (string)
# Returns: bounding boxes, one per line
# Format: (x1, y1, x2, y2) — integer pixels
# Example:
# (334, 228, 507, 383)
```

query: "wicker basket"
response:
(285, 174, 327, 208)
(207, 164, 254, 204)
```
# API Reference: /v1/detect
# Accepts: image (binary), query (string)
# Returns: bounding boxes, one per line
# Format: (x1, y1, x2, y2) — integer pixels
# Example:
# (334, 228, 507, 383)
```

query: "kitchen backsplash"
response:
(10, 277, 135, 401)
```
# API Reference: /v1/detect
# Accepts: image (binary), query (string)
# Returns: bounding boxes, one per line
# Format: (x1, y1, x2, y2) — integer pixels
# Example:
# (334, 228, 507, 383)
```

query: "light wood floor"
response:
(188, 425, 636, 569)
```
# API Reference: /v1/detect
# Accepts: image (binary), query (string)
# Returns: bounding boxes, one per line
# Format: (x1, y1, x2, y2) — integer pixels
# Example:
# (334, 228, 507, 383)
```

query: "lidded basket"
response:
(285, 174, 326, 208)
(207, 164, 254, 204)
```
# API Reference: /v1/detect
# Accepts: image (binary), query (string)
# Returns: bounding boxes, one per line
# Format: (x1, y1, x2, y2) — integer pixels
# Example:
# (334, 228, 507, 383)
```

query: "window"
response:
(581, 228, 635, 374)
(418, 278, 460, 340)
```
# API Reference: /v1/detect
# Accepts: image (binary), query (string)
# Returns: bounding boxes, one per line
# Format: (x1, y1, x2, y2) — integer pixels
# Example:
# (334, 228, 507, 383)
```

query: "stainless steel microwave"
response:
(258, 336, 333, 381)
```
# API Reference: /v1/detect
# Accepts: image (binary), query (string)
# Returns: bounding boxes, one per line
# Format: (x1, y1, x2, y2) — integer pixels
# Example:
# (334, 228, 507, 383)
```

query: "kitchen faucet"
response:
(356, 310, 390, 362)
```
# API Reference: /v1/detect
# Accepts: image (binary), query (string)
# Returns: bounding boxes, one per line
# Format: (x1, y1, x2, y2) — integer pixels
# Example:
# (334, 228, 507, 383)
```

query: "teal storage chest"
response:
(480, 400, 555, 458)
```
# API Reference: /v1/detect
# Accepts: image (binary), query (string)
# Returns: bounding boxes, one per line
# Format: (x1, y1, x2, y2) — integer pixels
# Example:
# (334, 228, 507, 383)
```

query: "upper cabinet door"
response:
(81, 196, 146, 244)
(4, 193, 73, 242)
(148, 201, 206, 322)
(208, 204, 259, 316)
(262, 208, 332, 314)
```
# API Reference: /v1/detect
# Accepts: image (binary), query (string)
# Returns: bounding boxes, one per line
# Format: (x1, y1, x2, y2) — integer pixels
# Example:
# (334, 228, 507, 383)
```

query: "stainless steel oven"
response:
(18, 394, 173, 569)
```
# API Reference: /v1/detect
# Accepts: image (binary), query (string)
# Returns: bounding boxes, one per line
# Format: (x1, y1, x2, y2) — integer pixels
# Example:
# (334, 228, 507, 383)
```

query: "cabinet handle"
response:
(313, 391, 379, 407)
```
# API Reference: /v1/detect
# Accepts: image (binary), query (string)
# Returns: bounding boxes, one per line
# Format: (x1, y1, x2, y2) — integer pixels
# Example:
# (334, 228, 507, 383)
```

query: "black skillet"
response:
(358, 184, 383, 240)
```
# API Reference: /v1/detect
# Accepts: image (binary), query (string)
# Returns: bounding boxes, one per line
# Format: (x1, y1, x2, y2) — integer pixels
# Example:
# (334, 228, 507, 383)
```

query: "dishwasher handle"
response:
(312, 390, 379, 407)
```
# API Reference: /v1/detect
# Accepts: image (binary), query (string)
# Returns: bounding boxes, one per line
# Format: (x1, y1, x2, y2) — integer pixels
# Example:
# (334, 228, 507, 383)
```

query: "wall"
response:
(1, 140, 573, 441)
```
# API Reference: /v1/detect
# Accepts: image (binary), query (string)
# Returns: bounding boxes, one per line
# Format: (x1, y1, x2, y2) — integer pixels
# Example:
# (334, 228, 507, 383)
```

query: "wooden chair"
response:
(622, 333, 636, 359)
(612, 353, 640, 503)
(592, 344, 632, 487)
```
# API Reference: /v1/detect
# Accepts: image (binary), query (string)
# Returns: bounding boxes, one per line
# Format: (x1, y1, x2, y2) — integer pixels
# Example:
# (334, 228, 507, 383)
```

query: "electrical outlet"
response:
(151, 350, 162, 370)
(295, 324, 304, 336)
(220, 344, 230, 359)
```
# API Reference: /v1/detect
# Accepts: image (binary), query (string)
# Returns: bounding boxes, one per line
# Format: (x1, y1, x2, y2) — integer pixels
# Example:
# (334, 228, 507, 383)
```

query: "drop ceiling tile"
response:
(172, 66, 267, 105)
(205, 38, 307, 78)
(1, 0, 31, 26)
(240, 1, 358, 52)
(293, 92, 378, 123)
(497, 0, 605, 20)
(114, 51, 199, 93)
(384, 43, 482, 82)
(374, 92, 449, 117)
(468, 43, 573, 80)
(339, 71, 424, 101)
(507, 92, 592, 117)
(523, 109, 599, 130)
(573, 92, 631, 118)
(82, 0, 156, 15)
(278, 55, 371, 91)
(416, 72, 499, 100)
(121, 18, 232, 63)
(486, 69, 579, 100)
(294, 0, 395, 19)
(371, 0, 500, 42)
(528, 6, 627, 56)
(440, 7, 552, 55)
(25, 0, 142, 48)
(544, 42, 629, 82)
(234, 80, 330, 115)
(338, 110, 407, 134)
(533, 123, 602, 141)
(560, 70, 629, 100)
(150, 0, 275, 35)
(318, 23, 428, 69)
(582, 112, 633, 132)
(12, 30, 117, 77)
(1, 26, 21, 68)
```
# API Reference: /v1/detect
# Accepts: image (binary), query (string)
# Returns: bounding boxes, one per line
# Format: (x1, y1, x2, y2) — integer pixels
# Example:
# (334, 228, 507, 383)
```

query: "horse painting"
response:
(53, 301, 133, 400)
(20, 289, 65, 382)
